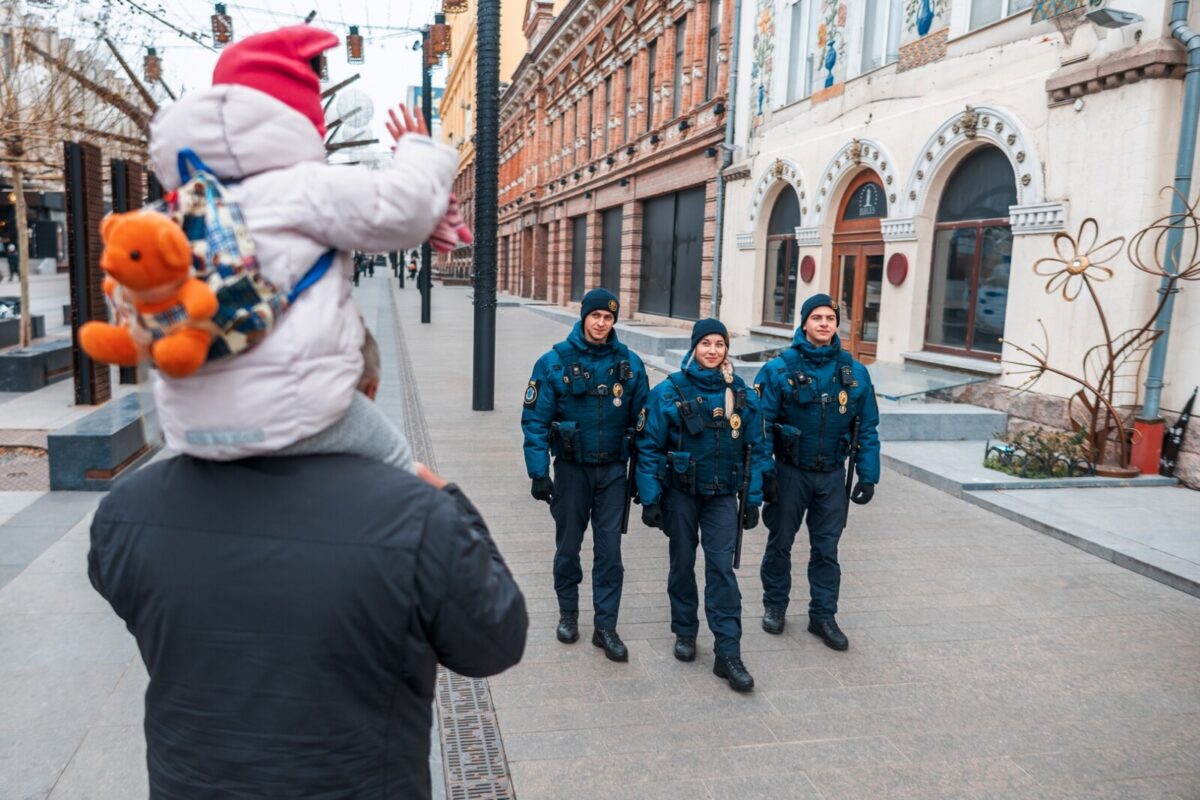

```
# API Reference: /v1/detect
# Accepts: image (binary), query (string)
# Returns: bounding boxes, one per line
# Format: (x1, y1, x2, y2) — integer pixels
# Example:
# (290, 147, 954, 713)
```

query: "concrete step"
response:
(877, 399, 1007, 442)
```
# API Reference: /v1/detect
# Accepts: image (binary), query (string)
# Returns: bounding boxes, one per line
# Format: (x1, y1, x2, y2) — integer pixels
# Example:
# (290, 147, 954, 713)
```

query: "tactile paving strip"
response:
(390, 285, 515, 800)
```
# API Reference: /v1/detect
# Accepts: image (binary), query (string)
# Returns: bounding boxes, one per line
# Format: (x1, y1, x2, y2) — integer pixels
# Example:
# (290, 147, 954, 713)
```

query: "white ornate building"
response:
(719, 0, 1200, 481)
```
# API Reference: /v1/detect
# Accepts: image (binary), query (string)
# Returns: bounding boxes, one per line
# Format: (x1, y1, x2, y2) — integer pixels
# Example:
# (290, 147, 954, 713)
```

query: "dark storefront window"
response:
(646, 40, 657, 132)
(570, 215, 587, 301)
(705, 0, 722, 101)
(639, 187, 704, 320)
(672, 17, 687, 119)
(925, 147, 1016, 358)
(601, 207, 622, 294)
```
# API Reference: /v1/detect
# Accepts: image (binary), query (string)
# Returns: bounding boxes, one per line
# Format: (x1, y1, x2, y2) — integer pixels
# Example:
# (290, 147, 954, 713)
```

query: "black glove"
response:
(530, 476, 554, 504)
(742, 505, 759, 530)
(641, 503, 663, 530)
(850, 482, 875, 505)
(762, 472, 779, 504)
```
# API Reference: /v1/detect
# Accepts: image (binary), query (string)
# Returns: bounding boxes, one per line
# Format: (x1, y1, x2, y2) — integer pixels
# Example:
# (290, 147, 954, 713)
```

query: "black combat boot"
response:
(713, 654, 754, 692)
(592, 628, 629, 662)
(762, 606, 786, 635)
(674, 635, 697, 662)
(807, 618, 849, 651)
(556, 611, 579, 644)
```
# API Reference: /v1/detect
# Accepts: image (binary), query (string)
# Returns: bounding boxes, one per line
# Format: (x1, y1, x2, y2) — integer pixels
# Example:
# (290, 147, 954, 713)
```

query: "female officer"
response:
(636, 318, 765, 692)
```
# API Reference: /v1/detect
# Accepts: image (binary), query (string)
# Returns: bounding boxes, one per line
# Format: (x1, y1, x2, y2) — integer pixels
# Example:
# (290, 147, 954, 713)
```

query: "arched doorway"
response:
(924, 147, 1016, 359)
(831, 172, 887, 363)
(762, 185, 801, 327)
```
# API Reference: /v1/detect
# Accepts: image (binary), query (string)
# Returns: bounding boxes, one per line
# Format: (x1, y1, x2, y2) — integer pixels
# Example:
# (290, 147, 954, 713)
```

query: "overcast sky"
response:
(26, 0, 446, 156)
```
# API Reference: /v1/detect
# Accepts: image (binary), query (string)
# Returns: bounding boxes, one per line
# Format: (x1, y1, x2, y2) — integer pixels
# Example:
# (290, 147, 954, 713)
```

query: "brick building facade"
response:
(497, 0, 732, 321)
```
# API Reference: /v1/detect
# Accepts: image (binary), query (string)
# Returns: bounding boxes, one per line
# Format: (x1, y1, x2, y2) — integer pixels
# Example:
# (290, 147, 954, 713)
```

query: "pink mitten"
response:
(429, 194, 474, 253)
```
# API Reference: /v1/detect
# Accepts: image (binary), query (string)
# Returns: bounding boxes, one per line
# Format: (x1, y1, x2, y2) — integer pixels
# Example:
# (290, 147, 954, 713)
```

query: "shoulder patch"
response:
(636, 407, 648, 432)
(524, 380, 539, 407)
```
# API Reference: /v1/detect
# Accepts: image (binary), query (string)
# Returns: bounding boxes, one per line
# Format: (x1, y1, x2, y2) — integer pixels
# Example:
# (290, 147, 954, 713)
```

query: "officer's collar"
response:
(569, 321, 616, 354)
(792, 333, 841, 365)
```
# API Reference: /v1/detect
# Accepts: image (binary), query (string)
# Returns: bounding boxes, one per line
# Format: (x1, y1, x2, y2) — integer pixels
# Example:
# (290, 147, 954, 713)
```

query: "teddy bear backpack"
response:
(79, 148, 333, 378)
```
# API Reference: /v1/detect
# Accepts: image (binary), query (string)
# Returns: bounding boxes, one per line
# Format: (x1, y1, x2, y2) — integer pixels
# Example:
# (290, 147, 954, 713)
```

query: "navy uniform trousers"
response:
(551, 459, 626, 630)
(760, 462, 847, 622)
(662, 487, 742, 657)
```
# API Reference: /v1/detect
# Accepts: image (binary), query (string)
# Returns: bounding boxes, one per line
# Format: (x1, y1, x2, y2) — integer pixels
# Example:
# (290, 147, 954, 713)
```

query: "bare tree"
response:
(0, 4, 150, 347)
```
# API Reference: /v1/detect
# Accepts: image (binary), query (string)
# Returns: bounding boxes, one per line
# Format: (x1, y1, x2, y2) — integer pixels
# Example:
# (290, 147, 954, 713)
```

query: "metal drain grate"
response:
(390, 285, 516, 800)
(0, 431, 50, 491)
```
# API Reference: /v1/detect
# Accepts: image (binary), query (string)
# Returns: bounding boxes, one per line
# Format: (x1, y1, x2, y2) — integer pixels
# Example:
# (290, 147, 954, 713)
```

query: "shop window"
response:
(925, 147, 1017, 358)
(842, 180, 887, 220)
(762, 186, 801, 326)
(970, 0, 1033, 30)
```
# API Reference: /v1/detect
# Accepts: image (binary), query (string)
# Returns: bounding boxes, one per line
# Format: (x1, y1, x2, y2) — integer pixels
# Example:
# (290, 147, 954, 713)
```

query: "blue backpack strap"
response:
(286, 250, 336, 305)
(176, 148, 217, 183)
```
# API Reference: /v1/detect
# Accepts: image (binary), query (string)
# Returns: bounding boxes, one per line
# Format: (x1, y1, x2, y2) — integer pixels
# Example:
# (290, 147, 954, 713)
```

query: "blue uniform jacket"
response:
(636, 358, 768, 508)
(754, 332, 881, 484)
(521, 322, 650, 479)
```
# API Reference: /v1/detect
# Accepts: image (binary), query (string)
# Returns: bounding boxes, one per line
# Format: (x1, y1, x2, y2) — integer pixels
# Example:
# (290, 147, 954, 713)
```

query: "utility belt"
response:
(772, 422, 850, 472)
(550, 420, 628, 464)
(655, 450, 740, 495)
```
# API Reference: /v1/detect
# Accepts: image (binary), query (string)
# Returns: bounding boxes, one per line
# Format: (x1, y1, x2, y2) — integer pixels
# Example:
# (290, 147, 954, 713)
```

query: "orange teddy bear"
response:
(80, 211, 219, 378)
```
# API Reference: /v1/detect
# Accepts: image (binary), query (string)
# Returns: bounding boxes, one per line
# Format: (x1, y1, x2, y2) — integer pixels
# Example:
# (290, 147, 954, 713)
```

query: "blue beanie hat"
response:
(800, 293, 840, 329)
(690, 317, 729, 351)
(580, 288, 620, 321)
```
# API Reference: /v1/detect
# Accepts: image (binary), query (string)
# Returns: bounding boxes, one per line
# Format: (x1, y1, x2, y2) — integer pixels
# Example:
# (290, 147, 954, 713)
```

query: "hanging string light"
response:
(144, 46, 161, 82)
(346, 25, 364, 63)
(212, 3, 233, 47)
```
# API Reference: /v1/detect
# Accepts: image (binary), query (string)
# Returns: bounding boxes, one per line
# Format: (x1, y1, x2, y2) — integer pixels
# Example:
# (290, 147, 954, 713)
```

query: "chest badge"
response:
(613, 382, 623, 398)
(838, 389, 848, 414)
(729, 413, 742, 438)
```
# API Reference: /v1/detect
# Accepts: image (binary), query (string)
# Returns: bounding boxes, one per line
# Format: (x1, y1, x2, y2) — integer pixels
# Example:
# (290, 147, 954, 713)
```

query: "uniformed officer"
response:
(521, 288, 650, 662)
(637, 319, 765, 692)
(755, 293, 880, 651)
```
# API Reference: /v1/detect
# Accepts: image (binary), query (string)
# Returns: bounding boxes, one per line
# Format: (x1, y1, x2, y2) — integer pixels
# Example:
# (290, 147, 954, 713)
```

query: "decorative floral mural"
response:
(749, 0, 775, 119)
(903, 0, 951, 42)
(817, 0, 848, 90)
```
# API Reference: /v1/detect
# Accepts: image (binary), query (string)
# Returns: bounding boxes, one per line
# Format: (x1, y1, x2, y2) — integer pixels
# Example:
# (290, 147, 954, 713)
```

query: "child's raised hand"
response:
(386, 104, 430, 147)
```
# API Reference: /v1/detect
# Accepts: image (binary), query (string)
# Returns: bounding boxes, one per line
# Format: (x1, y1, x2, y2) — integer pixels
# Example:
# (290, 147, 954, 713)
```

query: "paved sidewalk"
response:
(399, 285, 1200, 800)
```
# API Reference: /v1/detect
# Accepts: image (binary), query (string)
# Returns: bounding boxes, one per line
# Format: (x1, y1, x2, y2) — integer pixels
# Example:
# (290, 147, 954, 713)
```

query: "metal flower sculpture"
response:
(1032, 218, 1123, 301)
(1005, 193, 1200, 472)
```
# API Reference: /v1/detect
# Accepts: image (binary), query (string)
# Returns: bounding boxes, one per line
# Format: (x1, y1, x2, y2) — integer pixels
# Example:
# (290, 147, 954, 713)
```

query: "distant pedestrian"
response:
(367, 253, 375, 277)
(755, 293, 880, 652)
(636, 318, 766, 692)
(5, 240, 18, 281)
(408, 252, 419, 282)
(521, 288, 649, 662)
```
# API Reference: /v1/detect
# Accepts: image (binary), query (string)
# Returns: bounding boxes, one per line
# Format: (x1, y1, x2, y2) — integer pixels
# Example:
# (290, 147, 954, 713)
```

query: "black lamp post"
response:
(472, 0, 499, 410)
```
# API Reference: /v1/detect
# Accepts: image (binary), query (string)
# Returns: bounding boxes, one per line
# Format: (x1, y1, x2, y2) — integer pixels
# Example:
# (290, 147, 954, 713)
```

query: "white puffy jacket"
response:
(147, 85, 456, 459)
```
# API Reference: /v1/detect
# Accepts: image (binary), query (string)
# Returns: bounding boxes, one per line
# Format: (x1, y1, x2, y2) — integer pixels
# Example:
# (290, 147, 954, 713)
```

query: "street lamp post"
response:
(472, 0, 499, 410)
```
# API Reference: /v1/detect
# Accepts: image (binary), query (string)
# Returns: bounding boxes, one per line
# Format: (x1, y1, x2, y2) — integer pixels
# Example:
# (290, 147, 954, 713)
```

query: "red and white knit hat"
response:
(212, 25, 338, 137)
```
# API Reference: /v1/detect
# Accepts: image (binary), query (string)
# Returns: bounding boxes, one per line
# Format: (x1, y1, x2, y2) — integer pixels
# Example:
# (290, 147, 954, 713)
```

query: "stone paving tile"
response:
(1013, 743, 1199, 788)
(0, 724, 88, 800)
(46, 724, 146, 800)
(703, 773, 824, 800)
(806, 755, 1054, 800)
(0, 663, 125, 731)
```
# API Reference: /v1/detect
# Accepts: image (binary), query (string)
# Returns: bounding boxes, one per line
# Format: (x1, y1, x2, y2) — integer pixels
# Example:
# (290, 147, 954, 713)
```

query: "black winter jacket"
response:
(88, 453, 528, 799)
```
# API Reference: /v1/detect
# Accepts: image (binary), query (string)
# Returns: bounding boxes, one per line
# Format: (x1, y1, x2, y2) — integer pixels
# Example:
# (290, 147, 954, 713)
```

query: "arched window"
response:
(762, 186, 801, 326)
(925, 147, 1016, 358)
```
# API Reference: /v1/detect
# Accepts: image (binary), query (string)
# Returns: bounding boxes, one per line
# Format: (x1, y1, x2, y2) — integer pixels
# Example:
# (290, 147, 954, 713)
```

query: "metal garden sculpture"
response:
(1004, 191, 1200, 473)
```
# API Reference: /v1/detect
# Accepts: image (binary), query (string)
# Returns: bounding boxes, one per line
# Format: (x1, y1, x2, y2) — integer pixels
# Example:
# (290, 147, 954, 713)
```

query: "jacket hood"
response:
(792, 331, 843, 365)
(150, 85, 326, 191)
